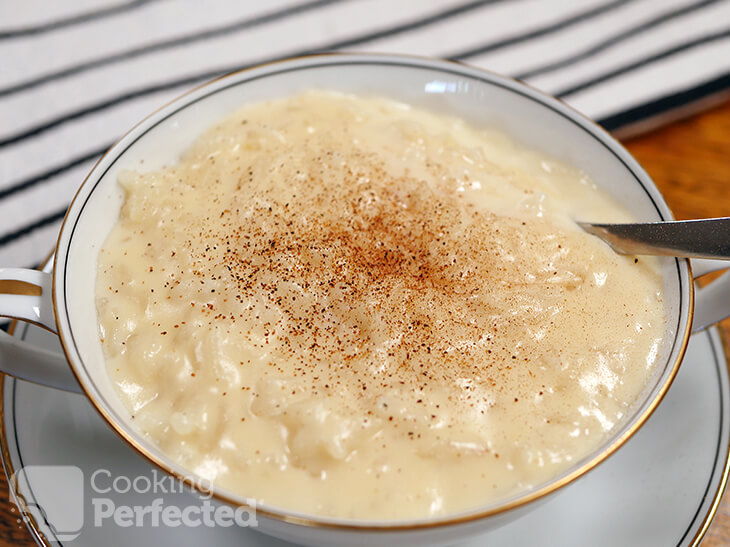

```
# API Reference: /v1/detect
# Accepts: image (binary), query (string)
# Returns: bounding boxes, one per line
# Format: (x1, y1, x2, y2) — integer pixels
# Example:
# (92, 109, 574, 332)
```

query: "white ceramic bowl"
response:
(1, 54, 728, 547)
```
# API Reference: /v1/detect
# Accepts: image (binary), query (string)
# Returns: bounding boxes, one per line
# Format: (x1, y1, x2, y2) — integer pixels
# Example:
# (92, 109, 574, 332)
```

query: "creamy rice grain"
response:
(96, 91, 665, 519)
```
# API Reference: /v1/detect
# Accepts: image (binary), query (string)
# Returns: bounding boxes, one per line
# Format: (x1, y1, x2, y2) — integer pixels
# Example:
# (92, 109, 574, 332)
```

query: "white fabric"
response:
(1, 0, 728, 268)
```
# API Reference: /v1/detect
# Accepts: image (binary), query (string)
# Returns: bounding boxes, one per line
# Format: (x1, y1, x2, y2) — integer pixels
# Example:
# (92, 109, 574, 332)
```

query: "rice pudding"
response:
(95, 91, 665, 519)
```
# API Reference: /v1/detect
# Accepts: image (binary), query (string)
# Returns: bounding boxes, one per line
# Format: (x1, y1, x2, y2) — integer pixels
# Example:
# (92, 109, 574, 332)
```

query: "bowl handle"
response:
(0, 268, 80, 392)
(691, 259, 730, 333)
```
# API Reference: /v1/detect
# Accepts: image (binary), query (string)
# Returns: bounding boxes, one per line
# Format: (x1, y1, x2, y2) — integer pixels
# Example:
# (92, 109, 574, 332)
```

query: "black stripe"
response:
(0, 0, 346, 97)
(515, 0, 722, 81)
(0, 208, 66, 247)
(0, 0, 155, 40)
(0, 81, 203, 148)
(0, 146, 108, 201)
(0, 0, 501, 149)
(555, 28, 730, 98)
(447, 0, 634, 60)
(598, 71, 730, 131)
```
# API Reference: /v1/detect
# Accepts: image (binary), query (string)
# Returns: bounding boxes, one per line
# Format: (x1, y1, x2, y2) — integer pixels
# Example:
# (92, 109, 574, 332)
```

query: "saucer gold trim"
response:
(689, 323, 730, 546)
(0, 320, 52, 547)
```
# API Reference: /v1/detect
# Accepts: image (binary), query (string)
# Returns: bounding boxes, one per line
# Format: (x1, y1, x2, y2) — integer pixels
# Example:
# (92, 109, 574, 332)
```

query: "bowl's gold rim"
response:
(10, 52, 701, 532)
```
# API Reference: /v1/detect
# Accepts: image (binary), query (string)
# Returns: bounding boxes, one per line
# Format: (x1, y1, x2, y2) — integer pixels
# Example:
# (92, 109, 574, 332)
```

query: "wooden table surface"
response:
(0, 100, 727, 546)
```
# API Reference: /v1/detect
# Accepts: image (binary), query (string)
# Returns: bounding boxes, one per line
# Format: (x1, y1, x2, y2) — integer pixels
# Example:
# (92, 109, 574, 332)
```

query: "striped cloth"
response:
(1, 0, 729, 269)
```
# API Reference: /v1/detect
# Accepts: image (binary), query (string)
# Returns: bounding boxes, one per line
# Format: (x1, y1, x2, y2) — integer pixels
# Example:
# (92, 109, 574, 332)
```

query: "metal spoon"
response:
(578, 217, 730, 260)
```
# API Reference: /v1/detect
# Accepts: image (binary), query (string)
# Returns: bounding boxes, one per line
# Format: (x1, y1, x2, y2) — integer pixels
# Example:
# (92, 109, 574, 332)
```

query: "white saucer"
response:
(1, 279, 728, 545)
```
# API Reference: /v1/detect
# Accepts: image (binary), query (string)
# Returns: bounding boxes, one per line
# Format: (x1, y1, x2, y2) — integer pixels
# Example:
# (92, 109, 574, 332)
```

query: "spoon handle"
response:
(578, 217, 730, 260)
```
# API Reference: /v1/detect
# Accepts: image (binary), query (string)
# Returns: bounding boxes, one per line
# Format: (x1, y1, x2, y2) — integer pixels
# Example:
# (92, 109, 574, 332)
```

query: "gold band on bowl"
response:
(0, 54, 717, 539)
(49, 52, 697, 531)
